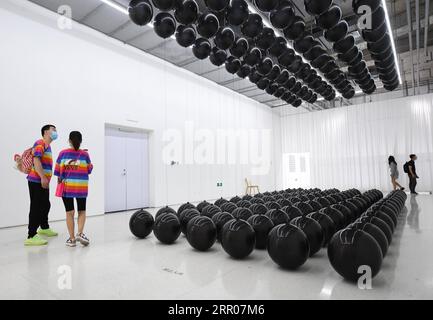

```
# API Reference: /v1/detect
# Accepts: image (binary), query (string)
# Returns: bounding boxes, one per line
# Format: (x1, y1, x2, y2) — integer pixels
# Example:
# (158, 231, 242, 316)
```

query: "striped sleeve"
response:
(86, 152, 93, 174)
(54, 152, 63, 177)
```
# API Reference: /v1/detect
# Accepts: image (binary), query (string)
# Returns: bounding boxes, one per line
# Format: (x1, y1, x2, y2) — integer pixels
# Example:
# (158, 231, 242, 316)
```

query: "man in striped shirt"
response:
(25, 124, 59, 246)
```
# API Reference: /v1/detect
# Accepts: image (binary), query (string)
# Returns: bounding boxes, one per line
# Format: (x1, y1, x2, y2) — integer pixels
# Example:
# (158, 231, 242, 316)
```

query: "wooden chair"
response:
(245, 178, 259, 195)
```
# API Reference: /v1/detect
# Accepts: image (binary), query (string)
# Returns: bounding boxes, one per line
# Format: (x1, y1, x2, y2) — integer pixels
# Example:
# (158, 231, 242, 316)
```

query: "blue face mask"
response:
(50, 131, 58, 141)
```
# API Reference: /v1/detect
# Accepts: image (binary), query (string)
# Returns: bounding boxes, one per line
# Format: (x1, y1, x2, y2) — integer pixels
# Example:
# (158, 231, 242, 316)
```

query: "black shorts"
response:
(62, 197, 87, 212)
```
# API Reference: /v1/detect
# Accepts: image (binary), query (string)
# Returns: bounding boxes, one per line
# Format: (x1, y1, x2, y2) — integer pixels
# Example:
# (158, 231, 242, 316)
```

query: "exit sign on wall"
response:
(217, 182, 223, 187)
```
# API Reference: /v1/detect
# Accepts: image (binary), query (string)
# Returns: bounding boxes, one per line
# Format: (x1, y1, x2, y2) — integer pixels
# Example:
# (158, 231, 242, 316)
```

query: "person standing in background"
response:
(407, 154, 419, 195)
(54, 131, 93, 247)
(388, 156, 404, 191)
(25, 124, 59, 246)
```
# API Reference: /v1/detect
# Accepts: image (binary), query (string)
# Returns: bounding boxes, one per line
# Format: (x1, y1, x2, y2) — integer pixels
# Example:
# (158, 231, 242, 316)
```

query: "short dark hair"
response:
(410, 154, 417, 159)
(41, 124, 56, 137)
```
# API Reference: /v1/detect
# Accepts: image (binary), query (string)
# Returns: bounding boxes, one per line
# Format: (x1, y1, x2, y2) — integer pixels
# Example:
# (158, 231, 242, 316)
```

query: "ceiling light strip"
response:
(99, 0, 128, 15)
(382, 0, 402, 84)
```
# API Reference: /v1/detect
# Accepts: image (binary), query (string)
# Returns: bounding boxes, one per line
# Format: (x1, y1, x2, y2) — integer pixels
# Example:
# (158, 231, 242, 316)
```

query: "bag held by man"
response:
(14, 148, 33, 174)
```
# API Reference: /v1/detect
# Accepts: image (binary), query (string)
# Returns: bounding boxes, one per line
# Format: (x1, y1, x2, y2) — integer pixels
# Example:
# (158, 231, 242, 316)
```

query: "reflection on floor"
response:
(0, 195, 432, 299)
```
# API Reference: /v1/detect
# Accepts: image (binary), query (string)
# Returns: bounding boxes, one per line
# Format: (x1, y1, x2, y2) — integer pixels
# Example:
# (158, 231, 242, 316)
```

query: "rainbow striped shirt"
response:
(54, 149, 93, 198)
(27, 139, 53, 183)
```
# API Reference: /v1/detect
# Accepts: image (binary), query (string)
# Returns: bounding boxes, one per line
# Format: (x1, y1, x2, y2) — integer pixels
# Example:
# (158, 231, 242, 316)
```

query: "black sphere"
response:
(304, 0, 332, 16)
(226, 0, 249, 26)
(179, 208, 200, 235)
(192, 38, 212, 59)
(270, 1, 295, 29)
(154, 12, 176, 39)
(205, 0, 229, 12)
(128, 0, 153, 26)
(256, 27, 276, 50)
(174, 0, 198, 25)
(129, 209, 154, 238)
(236, 63, 252, 78)
(186, 216, 217, 251)
(155, 206, 177, 219)
(307, 211, 336, 246)
(209, 47, 227, 66)
(175, 25, 196, 47)
(265, 209, 289, 226)
(244, 47, 262, 66)
(221, 219, 256, 259)
(291, 216, 324, 256)
(212, 212, 234, 242)
(153, 213, 181, 244)
(247, 214, 274, 249)
(197, 13, 219, 39)
(226, 56, 242, 74)
(152, 0, 175, 10)
(214, 27, 235, 50)
(267, 224, 310, 269)
(177, 202, 196, 216)
(254, 0, 279, 12)
(230, 37, 249, 58)
(241, 14, 264, 38)
(349, 221, 389, 257)
(232, 207, 253, 220)
(201, 204, 222, 218)
(327, 228, 383, 282)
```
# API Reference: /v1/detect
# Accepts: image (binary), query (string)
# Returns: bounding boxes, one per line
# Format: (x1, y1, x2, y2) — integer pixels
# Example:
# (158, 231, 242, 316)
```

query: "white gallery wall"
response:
(279, 94, 433, 192)
(0, 0, 281, 228)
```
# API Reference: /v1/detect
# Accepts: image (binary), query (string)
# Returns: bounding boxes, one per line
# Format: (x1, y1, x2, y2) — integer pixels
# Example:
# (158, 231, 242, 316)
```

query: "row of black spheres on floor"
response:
(129, 187, 405, 282)
(127, 0, 354, 107)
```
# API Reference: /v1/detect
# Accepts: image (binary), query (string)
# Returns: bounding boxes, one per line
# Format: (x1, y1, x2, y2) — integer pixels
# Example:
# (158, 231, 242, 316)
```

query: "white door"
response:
(105, 133, 127, 212)
(105, 127, 150, 213)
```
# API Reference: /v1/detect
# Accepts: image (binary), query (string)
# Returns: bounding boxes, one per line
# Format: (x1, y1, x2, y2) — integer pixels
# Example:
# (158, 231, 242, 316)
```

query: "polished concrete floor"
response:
(1, 194, 432, 300)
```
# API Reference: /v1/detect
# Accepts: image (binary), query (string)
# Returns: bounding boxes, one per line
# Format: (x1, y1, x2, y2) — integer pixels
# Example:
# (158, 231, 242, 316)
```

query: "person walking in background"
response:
(388, 156, 404, 191)
(25, 124, 59, 246)
(405, 154, 419, 195)
(54, 131, 93, 247)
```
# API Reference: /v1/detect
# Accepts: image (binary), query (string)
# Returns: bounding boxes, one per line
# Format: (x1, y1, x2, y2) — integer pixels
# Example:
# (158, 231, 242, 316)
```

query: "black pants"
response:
(28, 181, 50, 238)
(409, 176, 417, 193)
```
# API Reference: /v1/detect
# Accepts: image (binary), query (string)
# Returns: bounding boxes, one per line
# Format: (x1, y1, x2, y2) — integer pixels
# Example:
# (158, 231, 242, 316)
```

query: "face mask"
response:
(50, 131, 58, 141)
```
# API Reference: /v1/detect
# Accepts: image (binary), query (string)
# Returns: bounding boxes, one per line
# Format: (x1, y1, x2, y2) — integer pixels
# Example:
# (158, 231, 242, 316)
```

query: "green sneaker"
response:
(37, 228, 58, 237)
(24, 234, 48, 246)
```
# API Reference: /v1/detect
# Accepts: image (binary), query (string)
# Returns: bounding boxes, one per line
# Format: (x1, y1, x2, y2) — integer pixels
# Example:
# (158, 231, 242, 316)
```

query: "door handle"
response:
(122, 169, 127, 176)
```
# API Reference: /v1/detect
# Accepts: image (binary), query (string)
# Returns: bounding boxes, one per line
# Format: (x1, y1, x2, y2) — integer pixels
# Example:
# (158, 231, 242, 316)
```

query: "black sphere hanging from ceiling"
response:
(241, 14, 264, 38)
(197, 13, 219, 38)
(256, 57, 273, 76)
(209, 47, 227, 66)
(152, 0, 175, 11)
(230, 37, 249, 58)
(128, 0, 153, 26)
(283, 17, 305, 41)
(175, 24, 196, 47)
(254, 0, 279, 12)
(256, 27, 276, 51)
(204, 0, 230, 12)
(174, 0, 199, 25)
(214, 27, 235, 50)
(243, 47, 262, 66)
(226, 0, 249, 26)
(236, 63, 252, 78)
(270, 1, 295, 29)
(154, 12, 176, 39)
(225, 56, 242, 74)
(192, 38, 212, 59)
(304, 0, 332, 16)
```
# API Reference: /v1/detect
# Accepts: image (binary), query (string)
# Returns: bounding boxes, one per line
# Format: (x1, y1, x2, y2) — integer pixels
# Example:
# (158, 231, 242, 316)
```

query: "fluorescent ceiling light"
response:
(381, 0, 402, 84)
(99, 0, 128, 15)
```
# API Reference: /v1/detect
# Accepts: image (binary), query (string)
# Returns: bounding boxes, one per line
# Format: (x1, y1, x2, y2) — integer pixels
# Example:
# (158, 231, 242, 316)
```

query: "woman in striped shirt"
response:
(54, 131, 93, 247)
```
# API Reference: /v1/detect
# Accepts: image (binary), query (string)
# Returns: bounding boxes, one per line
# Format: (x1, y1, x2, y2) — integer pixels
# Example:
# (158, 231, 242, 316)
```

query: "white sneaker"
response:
(66, 238, 76, 247)
(76, 233, 90, 246)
